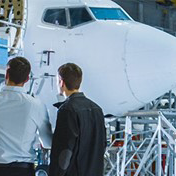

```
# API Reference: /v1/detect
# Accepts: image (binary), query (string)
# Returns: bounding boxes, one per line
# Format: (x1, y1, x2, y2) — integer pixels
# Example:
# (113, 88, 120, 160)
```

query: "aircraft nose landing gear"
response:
(35, 146, 50, 176)
(35, 165, 49, 176)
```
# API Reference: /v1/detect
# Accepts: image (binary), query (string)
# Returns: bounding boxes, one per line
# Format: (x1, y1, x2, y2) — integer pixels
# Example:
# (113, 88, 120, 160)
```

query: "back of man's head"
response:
(58, 63, 82, 90)
(7, 57, 31, 84)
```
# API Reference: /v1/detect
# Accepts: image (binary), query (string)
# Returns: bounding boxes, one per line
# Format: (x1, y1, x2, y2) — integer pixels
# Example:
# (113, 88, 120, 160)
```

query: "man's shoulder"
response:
(23, 93, 38, 102)
(0, 88, 42, 105)
(59, 99, 73, 110)
(57, 98, 78, 113)
(84, 96, 102, 109)
(62, 94, 103, 112)
(23, 94, 45, 108)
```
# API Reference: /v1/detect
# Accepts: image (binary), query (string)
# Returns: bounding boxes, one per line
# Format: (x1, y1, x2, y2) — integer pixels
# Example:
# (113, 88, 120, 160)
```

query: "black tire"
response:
(35, 165, 49, 176)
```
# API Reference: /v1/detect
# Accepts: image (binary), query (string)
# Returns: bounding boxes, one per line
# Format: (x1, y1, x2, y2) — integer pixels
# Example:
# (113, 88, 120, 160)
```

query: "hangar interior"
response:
(105, 1, 176, 175)
(1, 0, 176, 176)
(0, 0, 25, 82)
(115, 0, 176, 36)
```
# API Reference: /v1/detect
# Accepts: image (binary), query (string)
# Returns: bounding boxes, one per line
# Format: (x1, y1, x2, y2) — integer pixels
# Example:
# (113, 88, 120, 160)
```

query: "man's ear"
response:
(5, 69, 9, 80)
(24, 75, 29, 83)
(60, 79, 65, 87)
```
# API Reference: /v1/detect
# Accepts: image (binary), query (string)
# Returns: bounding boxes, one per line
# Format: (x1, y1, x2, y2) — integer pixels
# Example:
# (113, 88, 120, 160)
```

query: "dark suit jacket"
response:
(49, 92, 106, 176)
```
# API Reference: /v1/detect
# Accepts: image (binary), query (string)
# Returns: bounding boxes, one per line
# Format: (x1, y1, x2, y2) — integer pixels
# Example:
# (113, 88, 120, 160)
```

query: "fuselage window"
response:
(43, 9, 67, 26)
(69, 7, 93, 27)
(90, 7, 131, 20)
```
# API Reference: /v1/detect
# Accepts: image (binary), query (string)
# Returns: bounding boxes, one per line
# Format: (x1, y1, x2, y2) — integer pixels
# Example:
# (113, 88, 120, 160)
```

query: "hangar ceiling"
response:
(115, 0, 176, 36)
(0, 0, 23, 20)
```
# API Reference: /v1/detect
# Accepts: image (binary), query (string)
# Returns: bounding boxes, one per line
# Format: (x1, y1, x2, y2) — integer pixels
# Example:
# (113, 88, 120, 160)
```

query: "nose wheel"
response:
(34, 146, 50, 176)
(35, 165, 49, 176)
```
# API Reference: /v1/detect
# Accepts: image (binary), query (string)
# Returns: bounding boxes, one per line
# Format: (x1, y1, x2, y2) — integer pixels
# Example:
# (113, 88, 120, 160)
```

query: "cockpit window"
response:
(43, 9, 67, 26)
(90, 7, 130, 20)
(69, 8, 93, 27)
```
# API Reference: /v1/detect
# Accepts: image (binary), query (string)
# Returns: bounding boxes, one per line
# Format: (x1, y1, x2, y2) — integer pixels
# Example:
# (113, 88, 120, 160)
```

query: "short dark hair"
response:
(58, 63, 82, 90)
(7, 57, 31, 84)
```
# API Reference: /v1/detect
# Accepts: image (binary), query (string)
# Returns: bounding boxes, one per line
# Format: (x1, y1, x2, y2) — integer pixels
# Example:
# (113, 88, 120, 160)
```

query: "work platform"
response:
(105, 109, 176, 176)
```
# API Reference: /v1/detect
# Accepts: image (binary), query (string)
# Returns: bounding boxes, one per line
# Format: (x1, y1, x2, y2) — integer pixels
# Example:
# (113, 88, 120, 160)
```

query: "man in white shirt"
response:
(0, 57, 52, 176)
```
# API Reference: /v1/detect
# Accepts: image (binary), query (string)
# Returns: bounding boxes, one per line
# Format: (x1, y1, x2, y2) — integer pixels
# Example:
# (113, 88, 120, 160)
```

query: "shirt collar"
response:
(2, 86, 27, 94)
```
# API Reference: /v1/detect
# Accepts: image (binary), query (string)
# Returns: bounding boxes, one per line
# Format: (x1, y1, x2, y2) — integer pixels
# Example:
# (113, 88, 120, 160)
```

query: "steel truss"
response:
(105, 109, 176, 176)
(104, 90, 176, 175)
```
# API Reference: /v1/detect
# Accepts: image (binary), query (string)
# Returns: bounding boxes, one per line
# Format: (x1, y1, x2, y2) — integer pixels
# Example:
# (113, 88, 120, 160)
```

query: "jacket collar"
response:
(53, 92, 84, 109)
(69, 92, 84, 99)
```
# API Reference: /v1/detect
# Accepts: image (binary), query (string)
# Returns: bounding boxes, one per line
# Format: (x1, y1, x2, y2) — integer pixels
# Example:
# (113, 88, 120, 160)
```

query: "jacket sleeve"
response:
(49, 109, 79, 176)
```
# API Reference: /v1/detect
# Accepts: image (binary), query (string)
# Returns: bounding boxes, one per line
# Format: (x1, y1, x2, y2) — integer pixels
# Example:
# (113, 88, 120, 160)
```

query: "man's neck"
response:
(6, 81, 24, 87)
(65, 89, 79, 97)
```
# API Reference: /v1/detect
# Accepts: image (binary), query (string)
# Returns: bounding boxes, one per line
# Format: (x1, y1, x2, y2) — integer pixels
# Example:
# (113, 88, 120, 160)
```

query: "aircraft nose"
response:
(124, 22, 176, 103)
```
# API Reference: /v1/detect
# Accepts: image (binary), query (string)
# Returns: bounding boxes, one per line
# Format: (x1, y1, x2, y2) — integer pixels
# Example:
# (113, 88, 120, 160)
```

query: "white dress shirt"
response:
(0, 86, 52, 163)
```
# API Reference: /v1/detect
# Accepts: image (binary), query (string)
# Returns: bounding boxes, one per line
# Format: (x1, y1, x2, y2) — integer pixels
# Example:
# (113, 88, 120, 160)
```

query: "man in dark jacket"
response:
(49, 63, 106, 176)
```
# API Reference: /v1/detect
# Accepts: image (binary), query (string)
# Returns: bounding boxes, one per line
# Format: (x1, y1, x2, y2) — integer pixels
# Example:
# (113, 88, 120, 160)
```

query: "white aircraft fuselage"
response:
(23, 0, 176, 120)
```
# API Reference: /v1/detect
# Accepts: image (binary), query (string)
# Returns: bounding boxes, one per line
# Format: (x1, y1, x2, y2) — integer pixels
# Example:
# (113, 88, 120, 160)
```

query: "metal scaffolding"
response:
(105, 109, 176, 176)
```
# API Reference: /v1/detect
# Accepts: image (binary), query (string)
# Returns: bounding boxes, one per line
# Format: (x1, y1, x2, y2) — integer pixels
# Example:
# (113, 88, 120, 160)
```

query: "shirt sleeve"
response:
(49, 109, 79, 176)
(37, 102, 53, 149)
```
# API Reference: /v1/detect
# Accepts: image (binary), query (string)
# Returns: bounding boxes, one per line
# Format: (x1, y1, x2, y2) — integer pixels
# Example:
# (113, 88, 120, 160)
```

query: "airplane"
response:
(0, 0, 176, 126)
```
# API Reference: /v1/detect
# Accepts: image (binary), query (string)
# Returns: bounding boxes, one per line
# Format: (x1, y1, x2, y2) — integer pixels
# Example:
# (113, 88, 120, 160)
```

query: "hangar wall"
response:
(114, 0, 176, 36)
